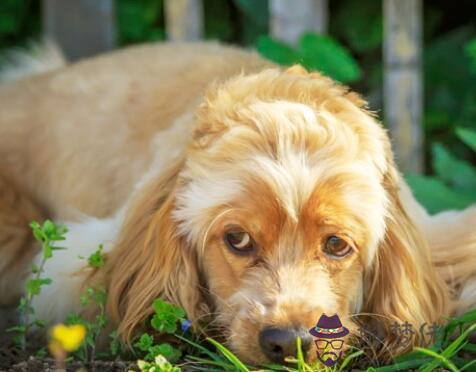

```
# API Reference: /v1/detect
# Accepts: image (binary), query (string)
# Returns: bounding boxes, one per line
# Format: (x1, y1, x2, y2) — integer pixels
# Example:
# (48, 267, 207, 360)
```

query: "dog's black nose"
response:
(258, 326, 313, 363)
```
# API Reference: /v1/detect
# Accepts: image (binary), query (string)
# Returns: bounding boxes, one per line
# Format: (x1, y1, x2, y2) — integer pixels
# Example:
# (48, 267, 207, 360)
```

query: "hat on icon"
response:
(309, 314, 349, 339)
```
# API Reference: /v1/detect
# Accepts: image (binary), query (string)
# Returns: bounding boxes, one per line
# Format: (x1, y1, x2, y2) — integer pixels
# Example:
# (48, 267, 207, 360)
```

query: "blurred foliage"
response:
(0, 0, 39, 53)
(1, 0, 476, 213)
(407, 128, 476, 213)
(257, 33, 361, 83)
(117, 0, 165, 44)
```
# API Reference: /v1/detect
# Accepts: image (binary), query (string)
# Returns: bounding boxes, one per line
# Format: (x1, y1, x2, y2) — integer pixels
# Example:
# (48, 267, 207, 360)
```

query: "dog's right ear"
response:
(362, 159, 450, 357)
(102, 157, 207, 345)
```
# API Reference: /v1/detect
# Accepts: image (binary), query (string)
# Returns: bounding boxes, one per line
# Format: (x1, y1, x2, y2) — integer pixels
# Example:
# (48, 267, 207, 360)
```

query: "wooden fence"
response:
(42, 0, 422, 173)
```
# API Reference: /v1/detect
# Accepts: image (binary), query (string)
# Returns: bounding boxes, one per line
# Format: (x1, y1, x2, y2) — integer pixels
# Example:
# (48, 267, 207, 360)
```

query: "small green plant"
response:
(151, 299, 187, 334)
(134, 299, 188, 364)
(66, 245, 108, 363)
(136, 354, 181, 372)
(8, 220, 67, 350)
(135, 334, 181, 363)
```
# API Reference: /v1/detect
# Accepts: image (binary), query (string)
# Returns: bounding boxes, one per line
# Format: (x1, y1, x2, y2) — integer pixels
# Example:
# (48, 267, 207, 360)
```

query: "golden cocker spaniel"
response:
(0, 42, 475, 364)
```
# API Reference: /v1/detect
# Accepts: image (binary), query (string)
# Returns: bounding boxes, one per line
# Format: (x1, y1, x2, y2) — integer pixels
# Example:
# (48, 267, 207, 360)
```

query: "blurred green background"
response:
(1, 0, 476, 214)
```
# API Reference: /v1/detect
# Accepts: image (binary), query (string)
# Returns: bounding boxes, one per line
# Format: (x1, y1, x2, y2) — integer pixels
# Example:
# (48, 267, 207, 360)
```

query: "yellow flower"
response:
(50, 324, 86, 352)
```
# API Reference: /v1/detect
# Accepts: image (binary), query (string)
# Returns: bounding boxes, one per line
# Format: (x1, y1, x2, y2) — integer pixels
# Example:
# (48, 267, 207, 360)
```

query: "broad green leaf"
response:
(432, 143, 476, 195)
(456, 127, 476, 152)
(405, 174, 474, 214)
(256, 36, 299, 66)
(298, 33, 362, 83)
(424, 27, 476, 127)
(466, 38, 476, 73)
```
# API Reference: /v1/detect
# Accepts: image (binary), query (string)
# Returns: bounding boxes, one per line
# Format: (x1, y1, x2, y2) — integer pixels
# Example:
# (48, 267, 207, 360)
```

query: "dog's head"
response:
(106, 66, 448, 364)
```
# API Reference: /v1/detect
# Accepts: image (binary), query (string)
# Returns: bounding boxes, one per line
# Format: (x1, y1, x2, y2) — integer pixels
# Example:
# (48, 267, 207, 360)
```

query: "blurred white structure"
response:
(42, 0, 422, 173)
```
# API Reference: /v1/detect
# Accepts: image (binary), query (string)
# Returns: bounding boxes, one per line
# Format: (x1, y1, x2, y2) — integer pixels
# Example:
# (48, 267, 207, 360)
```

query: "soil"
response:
(0, 307, 137, 372)
(0, 338, 138, 372)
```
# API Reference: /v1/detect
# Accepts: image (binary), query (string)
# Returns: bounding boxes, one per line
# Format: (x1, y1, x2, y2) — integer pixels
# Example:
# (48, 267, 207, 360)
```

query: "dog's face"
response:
(108, 67, 448, 365)
(172, 69, 390, 363)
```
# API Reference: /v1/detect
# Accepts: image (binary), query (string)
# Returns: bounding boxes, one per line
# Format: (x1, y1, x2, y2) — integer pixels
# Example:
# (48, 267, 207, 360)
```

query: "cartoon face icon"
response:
(314, 338, 344, 367)
(309, 314, 349, 367)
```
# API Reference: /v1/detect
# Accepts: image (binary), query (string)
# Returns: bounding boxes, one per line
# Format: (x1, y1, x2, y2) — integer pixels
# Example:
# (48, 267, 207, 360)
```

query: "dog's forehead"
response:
(175, 99, 388, 252)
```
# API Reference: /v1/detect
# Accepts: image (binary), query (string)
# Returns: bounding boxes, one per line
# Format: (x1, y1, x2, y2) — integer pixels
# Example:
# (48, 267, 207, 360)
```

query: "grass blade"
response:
(207, 337, 250, 372)
(461, 359, 476, 371)
(174, 334, 224, 363)
(186, 355, 238, 370)
(338, 350, 364, 372)
(370, 358, 431, 372)
(416, 347, 459, 372)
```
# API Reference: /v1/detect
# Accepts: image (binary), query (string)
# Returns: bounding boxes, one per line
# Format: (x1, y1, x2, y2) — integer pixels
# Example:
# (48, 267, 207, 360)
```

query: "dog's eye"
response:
(324, 236, 352, 258)
(224, 231, 255, 254)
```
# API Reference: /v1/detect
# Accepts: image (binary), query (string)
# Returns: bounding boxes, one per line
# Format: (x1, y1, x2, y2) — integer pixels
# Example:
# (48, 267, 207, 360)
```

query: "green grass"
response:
(161, 309, 476, 372)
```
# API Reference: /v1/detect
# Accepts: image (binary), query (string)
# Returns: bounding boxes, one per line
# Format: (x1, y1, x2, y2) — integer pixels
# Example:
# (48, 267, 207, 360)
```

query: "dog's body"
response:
(1, 42, 475, 364)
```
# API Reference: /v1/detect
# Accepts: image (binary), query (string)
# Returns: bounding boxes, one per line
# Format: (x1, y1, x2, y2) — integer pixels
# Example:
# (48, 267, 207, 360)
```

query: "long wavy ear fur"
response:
(363, 163, 450, 357)
(103, 158, 206, 345)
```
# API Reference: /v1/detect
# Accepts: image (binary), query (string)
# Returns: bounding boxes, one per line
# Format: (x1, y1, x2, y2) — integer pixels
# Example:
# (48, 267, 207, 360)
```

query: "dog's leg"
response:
(0, 172, 45, 306)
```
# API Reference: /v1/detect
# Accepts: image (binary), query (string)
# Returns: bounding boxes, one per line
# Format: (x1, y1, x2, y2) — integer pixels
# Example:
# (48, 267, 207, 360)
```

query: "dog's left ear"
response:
(362, 160, 449, 354)
(102, 158, 208, 345)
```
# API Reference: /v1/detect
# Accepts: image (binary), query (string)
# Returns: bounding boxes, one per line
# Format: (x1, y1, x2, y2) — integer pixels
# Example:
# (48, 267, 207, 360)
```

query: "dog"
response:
(0, 42, 475, 364)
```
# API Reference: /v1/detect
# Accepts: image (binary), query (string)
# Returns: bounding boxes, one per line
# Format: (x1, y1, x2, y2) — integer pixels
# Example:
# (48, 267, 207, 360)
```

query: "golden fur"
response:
(0, 42, 475, 364)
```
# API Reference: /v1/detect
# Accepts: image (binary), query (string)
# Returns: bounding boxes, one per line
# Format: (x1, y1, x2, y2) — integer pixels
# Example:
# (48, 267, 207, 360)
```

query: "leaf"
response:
(34, 319, 46, 328)
(424, 27, 476, 126)
(405, 174, 474, 214)
(207, 338, 250, 372)
(456, 127, 476, 152)
(256, 36, 299, 66)
(466, 38, 476, 74)
(36, 347, 47, 358)
(175, 334, 224, 363)
(109, 330, 121, 356)
(151, 299, 185, 333)
(135, 333, 154, 352)
(432, 143, 476, 195)
(421, 323, 476, 372)
(42, 220, 55, 236)
(338, 349, 364, 371)
(370, 358, 431, 372)
(26, 278, 52, 295)
(151, 314, 176, 334)
(461, 359, 476, 371)
(149, 343, 181, 363)
(88, 245, 105, 268)
(6, 325, 26, 333)
(299, 33, 362, 83)
(416, 347, 459, 372)
(332, 0, 382, 53)
(65, 312, 84, 325)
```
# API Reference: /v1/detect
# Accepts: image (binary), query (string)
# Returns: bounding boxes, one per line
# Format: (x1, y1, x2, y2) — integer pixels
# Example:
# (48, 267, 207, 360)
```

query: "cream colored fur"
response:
(0, 42, 475, 363)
